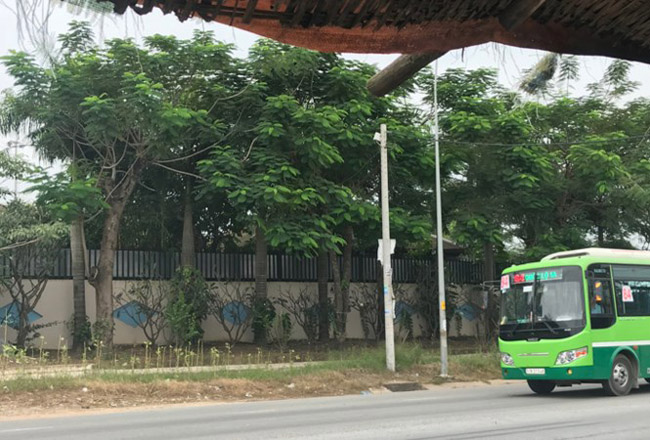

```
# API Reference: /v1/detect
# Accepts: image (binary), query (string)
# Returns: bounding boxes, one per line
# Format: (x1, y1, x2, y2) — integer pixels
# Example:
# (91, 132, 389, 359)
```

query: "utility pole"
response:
(378, 123, 395, 372)
(433, 61, 448, 377)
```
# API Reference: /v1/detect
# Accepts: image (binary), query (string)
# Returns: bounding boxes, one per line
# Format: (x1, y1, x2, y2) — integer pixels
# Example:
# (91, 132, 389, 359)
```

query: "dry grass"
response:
(2, 338, 485, 371)
(0, 351, 501, 418)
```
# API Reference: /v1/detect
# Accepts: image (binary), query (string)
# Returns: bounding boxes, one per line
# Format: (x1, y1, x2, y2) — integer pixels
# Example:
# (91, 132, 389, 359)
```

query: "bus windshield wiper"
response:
(537, 319, 559, 335)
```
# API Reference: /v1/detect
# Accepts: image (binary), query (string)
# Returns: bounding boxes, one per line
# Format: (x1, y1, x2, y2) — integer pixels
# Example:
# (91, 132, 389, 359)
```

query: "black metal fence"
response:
(12, 249, 492, 285)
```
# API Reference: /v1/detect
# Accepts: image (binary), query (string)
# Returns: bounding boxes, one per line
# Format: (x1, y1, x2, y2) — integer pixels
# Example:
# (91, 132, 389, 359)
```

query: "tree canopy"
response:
(3, 22, 650, 345)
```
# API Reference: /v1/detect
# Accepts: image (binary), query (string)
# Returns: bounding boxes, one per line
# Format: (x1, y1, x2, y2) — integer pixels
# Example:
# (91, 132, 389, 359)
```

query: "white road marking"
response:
(0, 427, 52, 433)
(240, 409, 279, 415)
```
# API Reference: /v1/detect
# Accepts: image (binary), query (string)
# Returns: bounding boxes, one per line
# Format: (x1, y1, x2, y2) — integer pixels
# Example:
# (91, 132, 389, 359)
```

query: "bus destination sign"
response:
(513, 270, 563, 284)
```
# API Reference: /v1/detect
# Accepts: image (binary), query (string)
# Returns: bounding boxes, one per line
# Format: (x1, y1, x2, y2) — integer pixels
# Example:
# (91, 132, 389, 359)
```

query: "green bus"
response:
(499, 248, 650, 396)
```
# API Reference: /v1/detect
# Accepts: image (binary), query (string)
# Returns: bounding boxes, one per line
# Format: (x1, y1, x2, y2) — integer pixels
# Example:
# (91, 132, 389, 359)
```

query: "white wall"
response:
(0, 279, 477, 348)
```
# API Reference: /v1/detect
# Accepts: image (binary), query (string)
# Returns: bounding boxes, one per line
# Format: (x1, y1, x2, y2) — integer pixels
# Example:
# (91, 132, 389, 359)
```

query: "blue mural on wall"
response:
(457, 303, 478, 321)
(222, 301, 249, 325)
(395, 300, 415, 324)
(113, 301, 151, 328)
(0, 301, 43, 329)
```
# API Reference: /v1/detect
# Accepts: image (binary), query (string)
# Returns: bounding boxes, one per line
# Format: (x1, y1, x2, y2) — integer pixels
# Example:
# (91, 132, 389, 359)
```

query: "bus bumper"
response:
(501, 366, 604, 381)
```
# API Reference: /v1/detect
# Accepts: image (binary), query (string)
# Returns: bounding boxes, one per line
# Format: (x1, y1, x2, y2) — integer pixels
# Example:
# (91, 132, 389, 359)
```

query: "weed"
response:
(38, 336, 48, 365)
(209, 347, 220, 367)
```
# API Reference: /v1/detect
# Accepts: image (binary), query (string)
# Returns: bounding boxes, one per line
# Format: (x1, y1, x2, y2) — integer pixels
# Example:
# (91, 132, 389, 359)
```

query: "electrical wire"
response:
(438, 134, 650, 148)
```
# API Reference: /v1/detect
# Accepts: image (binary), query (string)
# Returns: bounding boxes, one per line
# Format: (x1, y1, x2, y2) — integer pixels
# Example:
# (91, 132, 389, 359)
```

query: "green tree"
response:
(2, 22, 222, 347)
(201, 42, 434, 342)
(136, 31, 247, 264)
(199, 93, 349, 342)
(30, 167, 107, 349)
(0, 200, 67, 347)
(419, 64, 649, 264)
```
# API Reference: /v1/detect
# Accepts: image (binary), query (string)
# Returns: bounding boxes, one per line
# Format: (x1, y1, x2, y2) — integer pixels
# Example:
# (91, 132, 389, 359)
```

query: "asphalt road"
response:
(3, 381, 650, 439)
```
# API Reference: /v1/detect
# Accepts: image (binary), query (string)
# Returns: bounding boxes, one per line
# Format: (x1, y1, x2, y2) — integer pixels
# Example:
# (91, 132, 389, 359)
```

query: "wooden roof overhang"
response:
(97, 0, 650, 94)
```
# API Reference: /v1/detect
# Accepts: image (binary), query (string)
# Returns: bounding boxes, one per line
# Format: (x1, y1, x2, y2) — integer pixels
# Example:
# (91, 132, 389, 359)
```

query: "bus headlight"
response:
(501, 352, 514, 366)
(555, 347, 588, 365)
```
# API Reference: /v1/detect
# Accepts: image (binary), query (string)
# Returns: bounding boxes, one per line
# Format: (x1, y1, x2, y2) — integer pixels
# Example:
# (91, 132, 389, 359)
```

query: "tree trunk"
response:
(70, 215, 87, 351)
(329, 250, 344, 342)
(90, 163, 143, 349)
(91, 203, 126, 349)
(330, 224, 354, 344)
(16, 300, 29, 348)
(180, 179, 195, 268)
(597, 225, 605, 247)
(254, 225, 268, 344)
(483, 242, 495, 282)
(376, 260, 385, 341)
(341, 225, 353, 337)
(317, 248, 329, 342)
(482, 242, 497, 347)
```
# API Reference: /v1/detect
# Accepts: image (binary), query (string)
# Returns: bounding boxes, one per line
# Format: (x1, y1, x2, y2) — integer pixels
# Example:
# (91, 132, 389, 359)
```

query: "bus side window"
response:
(589, 277, 615, 329)
(613, 265, 650, 317)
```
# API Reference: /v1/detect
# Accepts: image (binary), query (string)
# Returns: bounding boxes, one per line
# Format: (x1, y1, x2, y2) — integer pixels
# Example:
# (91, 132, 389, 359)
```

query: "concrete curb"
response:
(95, 361, 327, 376)
(0, 361, 327, 380)
(1, 364, 93, 380)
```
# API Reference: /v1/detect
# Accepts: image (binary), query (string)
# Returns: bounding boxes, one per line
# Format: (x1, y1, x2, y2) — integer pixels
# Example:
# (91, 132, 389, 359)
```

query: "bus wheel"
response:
(527, 380, 556, 395)
(603, 355, 633, 396)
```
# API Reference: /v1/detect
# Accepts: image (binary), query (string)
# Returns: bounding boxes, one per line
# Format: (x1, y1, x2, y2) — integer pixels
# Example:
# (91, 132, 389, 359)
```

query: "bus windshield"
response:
(499, 266, 585, 340)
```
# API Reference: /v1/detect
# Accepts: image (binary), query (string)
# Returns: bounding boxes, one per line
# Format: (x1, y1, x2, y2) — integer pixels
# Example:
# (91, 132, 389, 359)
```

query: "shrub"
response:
(350, 284, 382, 340)
(274, 286, 321, 343)
(114, 278, 168, 346)
(210, 281, 253, 346)
(251, 297, 275, 344)
(270, 312, 292, 351)
(166, 267, 210, 346)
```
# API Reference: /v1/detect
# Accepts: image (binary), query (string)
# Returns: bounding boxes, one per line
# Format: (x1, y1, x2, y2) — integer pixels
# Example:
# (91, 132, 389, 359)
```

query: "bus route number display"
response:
(501, 275, 510, 290)
(622, 285, 634, 302)
(513, 270, 563, 284)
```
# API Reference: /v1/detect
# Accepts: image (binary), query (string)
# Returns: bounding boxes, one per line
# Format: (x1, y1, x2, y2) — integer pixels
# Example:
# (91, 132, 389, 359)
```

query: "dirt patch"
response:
(0, 364, 503, 419)
(0, 349, 503, 419)
(0, 370, 388, 419)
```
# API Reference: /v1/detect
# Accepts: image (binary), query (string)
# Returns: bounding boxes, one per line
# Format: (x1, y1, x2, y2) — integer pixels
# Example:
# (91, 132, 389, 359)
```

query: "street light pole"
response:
(379, 123, 395, 372)
(433, 61, 449, 377)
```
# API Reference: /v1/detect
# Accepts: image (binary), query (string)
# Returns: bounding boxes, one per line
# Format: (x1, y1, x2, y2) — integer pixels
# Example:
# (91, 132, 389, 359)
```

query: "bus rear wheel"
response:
(527, 380, 556, 395)
(603, 355, 633, 396)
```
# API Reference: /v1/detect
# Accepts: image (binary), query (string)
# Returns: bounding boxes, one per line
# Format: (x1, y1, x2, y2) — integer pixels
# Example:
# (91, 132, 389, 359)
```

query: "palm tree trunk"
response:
(254, 225, 268, 344)
(70, 215, 87, 350)
(317, 248, 329, 342)
(597, 226, 605, 247)
(341, 225, 353, 312)
(180, 179, 195, 268)
(483, 242, 495, 281)
(329, 250, 343, 341)
(330, 225, 354, 343)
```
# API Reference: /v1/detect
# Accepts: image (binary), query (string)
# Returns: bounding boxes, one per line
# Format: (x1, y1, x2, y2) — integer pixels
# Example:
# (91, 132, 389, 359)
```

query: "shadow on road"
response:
(508, 382, 650, 399)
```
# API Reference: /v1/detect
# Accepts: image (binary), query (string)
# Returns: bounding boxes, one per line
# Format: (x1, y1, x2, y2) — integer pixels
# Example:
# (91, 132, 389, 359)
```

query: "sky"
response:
(1, 0, 650, 195)
(2, 2, 650, 97)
